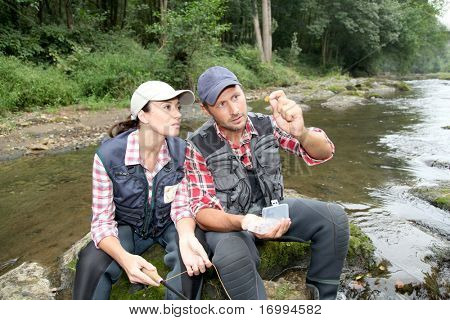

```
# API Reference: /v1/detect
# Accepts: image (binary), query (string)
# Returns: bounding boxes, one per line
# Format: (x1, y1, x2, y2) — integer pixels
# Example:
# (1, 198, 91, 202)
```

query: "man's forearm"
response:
(195, 208, 244, 232)
(297, 128, 334, 160)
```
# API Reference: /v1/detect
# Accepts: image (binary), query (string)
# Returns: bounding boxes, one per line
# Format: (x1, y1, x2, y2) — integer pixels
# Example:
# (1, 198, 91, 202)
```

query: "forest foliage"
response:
(0, 0, 448, 113)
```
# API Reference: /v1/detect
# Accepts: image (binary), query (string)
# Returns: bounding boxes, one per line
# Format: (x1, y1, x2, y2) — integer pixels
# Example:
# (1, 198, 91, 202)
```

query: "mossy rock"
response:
(392, 81, 411, 91)
(72, 223, 373, 300)
(326, 85, 346, 94)
(258, 241, 310, 279)
(344, 90, 365, 97)
(347, 223, 375, 268)
(110, 245, 168, 300)
(411, 185, 450, 212)
(436, 73, 450, 80)
(365, 92, 382, 99)
(423, 246, 450, 299)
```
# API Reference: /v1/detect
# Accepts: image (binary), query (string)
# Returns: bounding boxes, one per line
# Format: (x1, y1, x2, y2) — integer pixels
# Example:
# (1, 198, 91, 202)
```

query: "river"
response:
(0, 79, 449, 299)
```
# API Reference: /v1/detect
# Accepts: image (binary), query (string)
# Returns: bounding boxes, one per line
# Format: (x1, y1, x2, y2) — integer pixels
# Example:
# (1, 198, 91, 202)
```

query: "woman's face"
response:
(139, 98, 182, 137)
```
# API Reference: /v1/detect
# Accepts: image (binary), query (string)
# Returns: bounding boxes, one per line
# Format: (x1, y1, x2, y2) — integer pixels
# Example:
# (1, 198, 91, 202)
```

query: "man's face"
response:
(202, 85, 247, 132)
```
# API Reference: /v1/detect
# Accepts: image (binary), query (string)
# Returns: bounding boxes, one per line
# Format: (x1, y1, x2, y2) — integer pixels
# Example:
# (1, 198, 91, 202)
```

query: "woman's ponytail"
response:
(108, 116, 138, 137)
(108, 103, 150, 137)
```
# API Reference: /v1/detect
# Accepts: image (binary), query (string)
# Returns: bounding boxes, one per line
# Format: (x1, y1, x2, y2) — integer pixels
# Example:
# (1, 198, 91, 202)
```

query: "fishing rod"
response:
(142, 268, 189, 300)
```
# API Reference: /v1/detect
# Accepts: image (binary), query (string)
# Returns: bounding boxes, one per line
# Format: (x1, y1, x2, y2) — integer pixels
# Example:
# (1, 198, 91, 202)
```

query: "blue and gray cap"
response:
(197, 66, 241, 105)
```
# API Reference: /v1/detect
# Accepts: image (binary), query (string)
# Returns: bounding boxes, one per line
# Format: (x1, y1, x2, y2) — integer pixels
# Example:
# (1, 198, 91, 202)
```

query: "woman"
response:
(73, 81, 211, 300)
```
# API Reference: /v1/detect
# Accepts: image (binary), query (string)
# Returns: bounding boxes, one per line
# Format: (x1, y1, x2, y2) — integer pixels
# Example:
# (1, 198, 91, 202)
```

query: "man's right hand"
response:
(241, 214, 264, 231)
(252, 218, 291, 240)
(120, 252, 160, 286)
(242, 214, 291, 239)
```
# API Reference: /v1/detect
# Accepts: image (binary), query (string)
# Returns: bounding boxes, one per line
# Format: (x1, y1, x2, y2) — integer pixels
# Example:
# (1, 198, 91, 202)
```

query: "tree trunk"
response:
(65, 0, 73, 30)
(252, 0, 265, 62)
(261, 0, 272, 62)
(112, 0, 119, 27)
(38, 1, 44, 24)
(44, 0, 53, 22)
(8, 0, 19, 27)
(159, 0, 168, 45)
(321, 29, 329, 66)
(121, 0, 127, 29)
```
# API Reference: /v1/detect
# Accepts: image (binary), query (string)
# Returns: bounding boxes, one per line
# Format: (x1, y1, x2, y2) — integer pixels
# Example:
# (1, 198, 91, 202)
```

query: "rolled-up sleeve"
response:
(184, 142, 223, 218)
(170, 176, 194, 224)
(271, 116, 335, 166)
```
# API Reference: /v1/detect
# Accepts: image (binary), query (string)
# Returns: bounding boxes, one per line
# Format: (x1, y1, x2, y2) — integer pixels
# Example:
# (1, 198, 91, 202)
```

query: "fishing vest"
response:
(96, 129, 186, 239)
(188, 112, 284, 214)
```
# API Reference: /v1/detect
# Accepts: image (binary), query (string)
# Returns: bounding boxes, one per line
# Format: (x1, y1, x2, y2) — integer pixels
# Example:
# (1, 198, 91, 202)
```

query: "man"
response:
(185, 66, 349, 300)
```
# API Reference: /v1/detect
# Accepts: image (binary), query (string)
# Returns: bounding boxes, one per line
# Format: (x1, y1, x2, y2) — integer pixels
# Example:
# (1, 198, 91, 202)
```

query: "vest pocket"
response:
(114, 203, 144, 226)
(254, 136, 281, 172)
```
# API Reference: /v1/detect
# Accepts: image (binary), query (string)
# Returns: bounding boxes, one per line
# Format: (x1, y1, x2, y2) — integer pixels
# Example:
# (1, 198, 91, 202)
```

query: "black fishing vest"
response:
(96, 129, 186, 239)
(188, 112, 284, 215)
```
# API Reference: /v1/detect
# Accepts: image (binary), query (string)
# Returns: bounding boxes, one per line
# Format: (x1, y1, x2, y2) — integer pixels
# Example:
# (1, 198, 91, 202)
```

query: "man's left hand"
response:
(269, 90, 308, 140)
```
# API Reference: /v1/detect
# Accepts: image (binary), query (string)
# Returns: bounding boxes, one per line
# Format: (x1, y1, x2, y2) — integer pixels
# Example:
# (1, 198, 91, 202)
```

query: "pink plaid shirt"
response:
(185, 114, 335, 216)
(91, 130, 191, 247)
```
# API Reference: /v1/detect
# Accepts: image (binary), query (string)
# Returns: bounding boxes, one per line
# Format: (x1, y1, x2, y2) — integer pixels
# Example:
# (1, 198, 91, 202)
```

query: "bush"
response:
(234, 45, 301, 87)
(258, 60, 301, 87)
(189, 51, 261, 90)
(0, 56, 79, 114)
(68, 40, 170, 99)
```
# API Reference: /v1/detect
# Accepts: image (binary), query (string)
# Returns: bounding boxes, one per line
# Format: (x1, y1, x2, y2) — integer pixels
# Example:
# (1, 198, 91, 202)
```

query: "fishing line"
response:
(144, 263, 232, 300)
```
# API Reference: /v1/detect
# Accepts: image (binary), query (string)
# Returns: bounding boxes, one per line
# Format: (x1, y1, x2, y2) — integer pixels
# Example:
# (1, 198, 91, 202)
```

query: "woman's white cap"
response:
(130, 81, 195, 120)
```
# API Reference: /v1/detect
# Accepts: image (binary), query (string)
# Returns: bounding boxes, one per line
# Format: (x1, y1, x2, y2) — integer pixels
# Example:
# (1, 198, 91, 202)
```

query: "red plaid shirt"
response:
(91, 130, 191, 247)
(185, 115, 335, 216)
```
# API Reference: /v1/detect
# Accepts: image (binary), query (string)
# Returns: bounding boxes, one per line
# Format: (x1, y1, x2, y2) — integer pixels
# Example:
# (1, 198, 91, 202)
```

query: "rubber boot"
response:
(306, 278, 339, 300)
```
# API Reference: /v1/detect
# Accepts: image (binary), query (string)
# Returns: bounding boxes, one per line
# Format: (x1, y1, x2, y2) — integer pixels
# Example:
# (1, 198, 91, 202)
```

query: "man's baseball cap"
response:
(130, 81, 195, 120)
(197, 66, 241, 105)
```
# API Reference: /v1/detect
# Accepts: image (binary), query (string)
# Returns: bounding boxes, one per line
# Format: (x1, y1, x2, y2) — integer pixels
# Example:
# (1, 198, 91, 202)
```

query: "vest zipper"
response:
(142, 178, 156, 239)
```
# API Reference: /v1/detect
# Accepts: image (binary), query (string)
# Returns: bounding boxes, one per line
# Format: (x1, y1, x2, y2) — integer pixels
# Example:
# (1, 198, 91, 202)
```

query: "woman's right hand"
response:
(120, 252, 160, 286)
(179, 235, 212, 276)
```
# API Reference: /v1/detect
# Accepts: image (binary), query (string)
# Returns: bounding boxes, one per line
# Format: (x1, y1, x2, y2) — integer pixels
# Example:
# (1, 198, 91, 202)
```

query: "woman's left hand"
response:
(179, 235, 212, 276)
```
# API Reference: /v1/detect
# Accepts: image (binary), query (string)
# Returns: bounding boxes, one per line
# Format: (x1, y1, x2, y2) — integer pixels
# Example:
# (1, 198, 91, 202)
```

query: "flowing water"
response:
(0, 79, 449, 299)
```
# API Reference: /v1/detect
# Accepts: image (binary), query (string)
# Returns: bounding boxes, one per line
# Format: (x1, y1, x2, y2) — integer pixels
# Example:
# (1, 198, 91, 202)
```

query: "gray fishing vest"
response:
(188, 112, 283, 214)
(96, 129, 186, 239)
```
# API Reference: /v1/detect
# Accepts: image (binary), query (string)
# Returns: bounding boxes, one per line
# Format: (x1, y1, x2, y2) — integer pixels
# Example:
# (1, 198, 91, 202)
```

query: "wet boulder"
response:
(410, 184, 450, 212)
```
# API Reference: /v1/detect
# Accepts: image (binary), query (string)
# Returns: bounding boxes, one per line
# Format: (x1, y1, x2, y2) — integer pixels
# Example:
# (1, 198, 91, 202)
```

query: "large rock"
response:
(423, 158, 450, 170)
(0, 262, 55, 299)
(59, 232, 91, 292)
(306, 90, 335, 102)
(410, 184, 450, 212)
(61, 189, 375, 300)
(321, 94, 367, 110)
(367, 85, 397, 98)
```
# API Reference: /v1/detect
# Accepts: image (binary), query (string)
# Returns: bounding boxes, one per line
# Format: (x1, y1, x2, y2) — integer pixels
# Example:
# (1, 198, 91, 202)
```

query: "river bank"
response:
(1, 78, 449, 300)
(0, 76, 410, 161)
(0, 189, 376, 300)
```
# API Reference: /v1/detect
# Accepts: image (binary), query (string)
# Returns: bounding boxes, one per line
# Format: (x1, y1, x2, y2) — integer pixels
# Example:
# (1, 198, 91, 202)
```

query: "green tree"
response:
(146, 0, 230, 87)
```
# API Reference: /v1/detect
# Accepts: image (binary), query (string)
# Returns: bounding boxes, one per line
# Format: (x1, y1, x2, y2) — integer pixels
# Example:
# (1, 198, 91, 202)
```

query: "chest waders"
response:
(189, 114, 350, 299)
